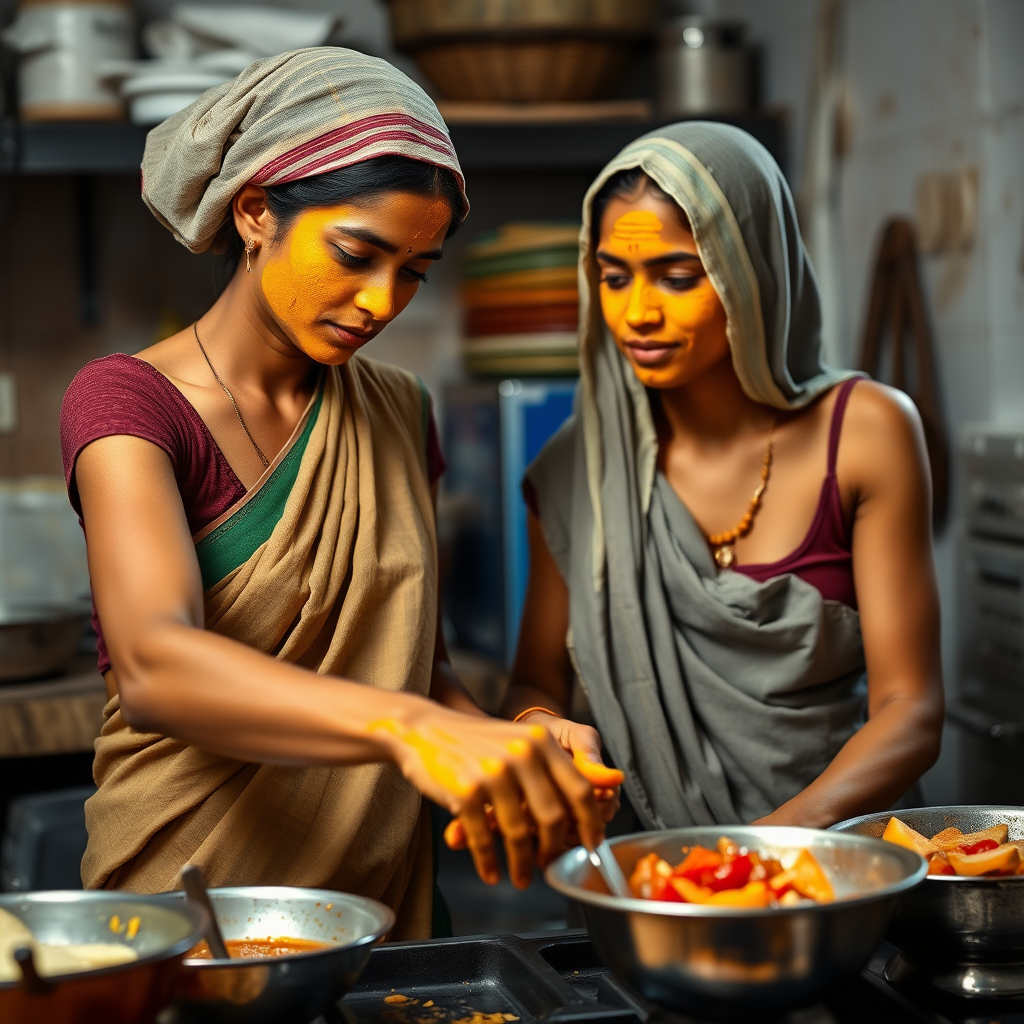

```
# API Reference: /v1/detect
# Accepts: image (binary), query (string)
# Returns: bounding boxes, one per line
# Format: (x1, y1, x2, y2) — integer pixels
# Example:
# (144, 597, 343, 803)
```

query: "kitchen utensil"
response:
(857, 217, 950, 528)
(0, 0, 134, 121)
(657, 17, 754, 116)
(545, 826, 926, 1018)
(118, 65, 235, 125)
(386, 0, 655, 103)
(0, 604, 90, 682)
(172, 5, 340, 59)
(180, 865, 230, 962)
(830, 805, 1024, 999)
(0, 890, 206, 1024)
(588, 840, 630, 898)
(170, 886, 394, 1024)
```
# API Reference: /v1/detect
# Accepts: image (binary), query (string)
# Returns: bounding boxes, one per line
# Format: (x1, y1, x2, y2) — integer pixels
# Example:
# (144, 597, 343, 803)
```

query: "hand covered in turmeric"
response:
(370, 707, 603, 890)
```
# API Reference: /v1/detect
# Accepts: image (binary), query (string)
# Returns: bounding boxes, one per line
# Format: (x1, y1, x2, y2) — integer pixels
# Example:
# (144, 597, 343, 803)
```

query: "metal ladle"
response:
(588, 839, 631, 899)
(181, 863, 230, 960)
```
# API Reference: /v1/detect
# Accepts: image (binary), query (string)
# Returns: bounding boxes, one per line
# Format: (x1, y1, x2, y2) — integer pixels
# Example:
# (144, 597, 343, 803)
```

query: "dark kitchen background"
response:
(0, 0, 1021, 936)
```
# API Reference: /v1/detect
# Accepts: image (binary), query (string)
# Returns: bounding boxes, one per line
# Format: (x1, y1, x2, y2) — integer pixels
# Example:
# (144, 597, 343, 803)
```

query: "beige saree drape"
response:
(82, 356, 438, 940)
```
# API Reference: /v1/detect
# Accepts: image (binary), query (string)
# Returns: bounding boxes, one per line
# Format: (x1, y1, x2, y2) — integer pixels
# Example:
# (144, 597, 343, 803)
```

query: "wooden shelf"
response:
(1, 111, 786, 176)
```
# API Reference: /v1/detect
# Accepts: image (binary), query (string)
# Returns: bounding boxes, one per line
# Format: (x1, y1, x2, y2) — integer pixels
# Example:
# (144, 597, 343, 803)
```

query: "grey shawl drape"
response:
(527, 122, 867, 827)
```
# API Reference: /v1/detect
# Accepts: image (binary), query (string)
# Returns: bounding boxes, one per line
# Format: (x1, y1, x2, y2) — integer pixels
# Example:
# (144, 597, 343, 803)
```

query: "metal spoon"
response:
(14, 945, 53, 995)
(588, 839, 631, 899)
(181, 863, 230, 960)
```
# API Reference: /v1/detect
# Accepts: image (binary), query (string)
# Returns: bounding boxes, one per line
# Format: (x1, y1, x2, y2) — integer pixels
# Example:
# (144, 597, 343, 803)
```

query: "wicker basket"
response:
(386, 0, 655, 103)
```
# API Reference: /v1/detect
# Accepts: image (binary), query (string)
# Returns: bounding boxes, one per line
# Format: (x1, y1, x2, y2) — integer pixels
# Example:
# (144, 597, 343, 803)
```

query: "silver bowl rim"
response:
(829, 804, 1024, 883)
(0, 889, 208, 988)
(170, 886, 396, 967)
(545, 826, 928, 917)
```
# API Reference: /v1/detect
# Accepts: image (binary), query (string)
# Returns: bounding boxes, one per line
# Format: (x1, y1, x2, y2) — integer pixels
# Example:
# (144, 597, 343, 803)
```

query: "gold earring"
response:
(245, 236, 256, 274)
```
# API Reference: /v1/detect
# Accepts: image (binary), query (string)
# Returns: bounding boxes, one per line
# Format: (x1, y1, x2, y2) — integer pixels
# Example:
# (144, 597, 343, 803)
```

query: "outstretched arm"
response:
(76, 435, 603, 886)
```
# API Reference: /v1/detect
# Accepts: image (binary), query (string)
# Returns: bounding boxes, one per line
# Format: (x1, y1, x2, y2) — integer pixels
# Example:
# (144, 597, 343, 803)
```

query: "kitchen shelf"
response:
(0, 111, 785, 176)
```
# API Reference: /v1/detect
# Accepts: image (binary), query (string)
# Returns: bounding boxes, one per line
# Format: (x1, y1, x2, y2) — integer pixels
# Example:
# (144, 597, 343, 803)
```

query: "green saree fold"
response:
(194, 381, 324, 590)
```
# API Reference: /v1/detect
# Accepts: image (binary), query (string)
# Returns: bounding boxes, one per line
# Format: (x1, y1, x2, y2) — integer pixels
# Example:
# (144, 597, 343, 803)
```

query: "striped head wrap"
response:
(141, 47, 468, 254)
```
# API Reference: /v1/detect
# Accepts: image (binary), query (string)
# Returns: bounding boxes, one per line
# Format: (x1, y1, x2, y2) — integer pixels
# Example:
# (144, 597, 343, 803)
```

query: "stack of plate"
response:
(461, 222, 580, 376)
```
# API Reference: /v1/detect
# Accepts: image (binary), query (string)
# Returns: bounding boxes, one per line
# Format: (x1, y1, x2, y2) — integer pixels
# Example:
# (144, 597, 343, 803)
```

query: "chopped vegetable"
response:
(946, 844, 1021, 877)
(881, 816, 939, 857)
(571, 751, 625, 788)
(628, 838, 834, 908)
(882, 817, 1023, 877)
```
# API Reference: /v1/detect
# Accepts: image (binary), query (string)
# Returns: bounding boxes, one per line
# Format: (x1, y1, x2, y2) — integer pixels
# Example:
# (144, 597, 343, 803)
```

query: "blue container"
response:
(443, 378, 576, 666)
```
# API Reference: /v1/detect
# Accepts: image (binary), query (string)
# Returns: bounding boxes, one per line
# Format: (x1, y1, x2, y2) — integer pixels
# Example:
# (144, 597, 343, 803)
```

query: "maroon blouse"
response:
(60, 353, 446, 673)
(731, 379, 858, 609)
(524, 378, 859, 607)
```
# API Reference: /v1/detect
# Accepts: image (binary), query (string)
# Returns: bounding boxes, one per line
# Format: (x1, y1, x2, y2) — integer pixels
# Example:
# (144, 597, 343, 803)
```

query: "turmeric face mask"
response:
(261, 192, 451, 364)
(596, 191, 730, 390)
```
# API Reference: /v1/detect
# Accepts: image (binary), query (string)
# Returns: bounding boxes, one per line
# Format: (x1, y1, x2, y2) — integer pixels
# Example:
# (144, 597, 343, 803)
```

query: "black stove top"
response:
(333, 931, 1024, 1024)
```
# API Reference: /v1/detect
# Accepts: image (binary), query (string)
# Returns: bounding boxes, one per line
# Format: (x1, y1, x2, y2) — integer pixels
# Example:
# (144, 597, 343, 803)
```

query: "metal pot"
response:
(0, 0, 134, 122)
(657, 17, 754, 116)
(545, 826, 925, 1019)
(0, 890, 206, 1024)
(0, 605, 91, 682)
(830, 805, 1024, 998)
(168, 887, 394, 1024)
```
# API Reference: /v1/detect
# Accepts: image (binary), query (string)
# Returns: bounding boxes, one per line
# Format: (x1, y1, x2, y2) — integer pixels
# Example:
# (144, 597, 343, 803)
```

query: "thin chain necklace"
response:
(707, 419, 776, 569)
(193, 322, 270, 470)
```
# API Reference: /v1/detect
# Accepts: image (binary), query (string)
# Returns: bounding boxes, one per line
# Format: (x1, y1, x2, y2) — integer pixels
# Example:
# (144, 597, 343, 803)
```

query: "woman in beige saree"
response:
(59, 48, 605, 940)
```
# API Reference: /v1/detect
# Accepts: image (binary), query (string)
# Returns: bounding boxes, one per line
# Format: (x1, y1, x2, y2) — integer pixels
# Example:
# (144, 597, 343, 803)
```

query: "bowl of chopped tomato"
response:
(831, 805, 1024, 999)
(545, 826, 925, 1018)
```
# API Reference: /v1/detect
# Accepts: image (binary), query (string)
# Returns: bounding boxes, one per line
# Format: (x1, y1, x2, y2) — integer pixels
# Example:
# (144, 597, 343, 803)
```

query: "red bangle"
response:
(513, 706, 561, 724)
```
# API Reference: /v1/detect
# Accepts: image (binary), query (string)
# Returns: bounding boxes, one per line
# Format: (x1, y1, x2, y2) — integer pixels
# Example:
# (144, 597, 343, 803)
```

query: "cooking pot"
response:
(1, 0, 134, 121)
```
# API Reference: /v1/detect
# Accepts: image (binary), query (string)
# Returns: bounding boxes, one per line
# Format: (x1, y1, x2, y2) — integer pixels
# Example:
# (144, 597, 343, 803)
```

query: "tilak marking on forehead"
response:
(611, 211, 665, 254)
(611, 211, 664, 240)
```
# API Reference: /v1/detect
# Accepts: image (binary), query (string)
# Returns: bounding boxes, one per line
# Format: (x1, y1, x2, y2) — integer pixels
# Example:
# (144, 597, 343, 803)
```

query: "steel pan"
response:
(167, 887, 394, 1024)
(831, 805, 1024, 998)
(0, 890, 205, 1024)
(546, 826, 925, 1020)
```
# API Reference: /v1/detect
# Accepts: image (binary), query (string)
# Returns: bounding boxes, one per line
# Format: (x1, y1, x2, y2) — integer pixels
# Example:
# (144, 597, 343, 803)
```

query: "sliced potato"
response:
(882, 816, 939, 856)
(946, 843, 1021, 877)
(932, 824, 1009, 852)
(929, 827, 963, 847)
(927, 852, 955, 876)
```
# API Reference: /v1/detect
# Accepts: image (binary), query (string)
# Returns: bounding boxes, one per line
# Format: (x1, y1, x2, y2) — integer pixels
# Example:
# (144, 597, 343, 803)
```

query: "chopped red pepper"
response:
(705, 853, 754, 892)
(649, 875, 683, 902)
(673, 845, 723, 884)
(959, 839, 999, 856)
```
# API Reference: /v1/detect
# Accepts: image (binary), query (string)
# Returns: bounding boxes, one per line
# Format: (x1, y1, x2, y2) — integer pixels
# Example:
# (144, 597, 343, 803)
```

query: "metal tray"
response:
(336, 932, 961, 1024)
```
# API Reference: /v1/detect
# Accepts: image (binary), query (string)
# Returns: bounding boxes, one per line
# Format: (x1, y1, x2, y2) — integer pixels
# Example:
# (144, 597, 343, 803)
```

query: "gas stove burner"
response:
(884, 948, 1024, 1000)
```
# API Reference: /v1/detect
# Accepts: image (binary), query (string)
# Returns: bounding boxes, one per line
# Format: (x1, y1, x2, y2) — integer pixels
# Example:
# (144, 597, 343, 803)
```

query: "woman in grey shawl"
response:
(501, 123, 944, 830)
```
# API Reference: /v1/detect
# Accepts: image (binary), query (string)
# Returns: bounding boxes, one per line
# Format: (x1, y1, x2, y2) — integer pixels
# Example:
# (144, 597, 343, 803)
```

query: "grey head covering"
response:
(527, 123, 866, 828)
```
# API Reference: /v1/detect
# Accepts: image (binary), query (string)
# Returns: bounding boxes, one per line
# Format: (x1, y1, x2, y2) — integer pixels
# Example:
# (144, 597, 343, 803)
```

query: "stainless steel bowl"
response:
(0, 890, 206, 1024)
(545, 826, 925, 1020)
(167, 886, 394, 1024)
(831, 805, 1024, 997)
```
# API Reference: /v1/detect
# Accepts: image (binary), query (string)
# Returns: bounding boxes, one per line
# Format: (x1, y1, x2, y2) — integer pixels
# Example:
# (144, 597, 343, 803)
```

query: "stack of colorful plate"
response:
(461, 222, 580, 376)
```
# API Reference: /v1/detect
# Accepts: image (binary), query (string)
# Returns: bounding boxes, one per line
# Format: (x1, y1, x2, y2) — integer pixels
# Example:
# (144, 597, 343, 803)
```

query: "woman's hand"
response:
(516, 709, 622, 824)
(371, 705, 603, 890)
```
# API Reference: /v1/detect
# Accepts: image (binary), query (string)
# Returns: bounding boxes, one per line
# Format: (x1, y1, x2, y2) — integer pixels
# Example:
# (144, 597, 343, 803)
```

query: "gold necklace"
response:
(193, 322, 270, 470)
(708, 419, 776, 569)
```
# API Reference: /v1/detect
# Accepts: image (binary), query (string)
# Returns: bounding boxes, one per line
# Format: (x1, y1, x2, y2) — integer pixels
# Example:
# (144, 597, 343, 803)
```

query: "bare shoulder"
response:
(133, 327, 200, 385)
(840, 379, 929, 492)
